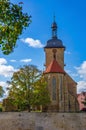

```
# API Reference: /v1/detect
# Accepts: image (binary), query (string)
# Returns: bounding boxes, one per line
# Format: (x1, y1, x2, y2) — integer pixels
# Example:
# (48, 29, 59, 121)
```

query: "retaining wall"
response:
(0, 112, 86, 130)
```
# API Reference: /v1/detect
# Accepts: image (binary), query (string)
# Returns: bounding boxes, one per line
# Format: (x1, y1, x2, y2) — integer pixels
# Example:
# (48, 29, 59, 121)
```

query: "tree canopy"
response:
(0, 86, 4, 98)
(0, 0, 31, 54)
(7, 65, 50, 111)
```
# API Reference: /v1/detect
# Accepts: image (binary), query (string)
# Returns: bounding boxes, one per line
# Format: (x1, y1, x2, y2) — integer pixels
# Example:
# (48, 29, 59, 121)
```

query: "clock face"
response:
(52, 49, 57, 53)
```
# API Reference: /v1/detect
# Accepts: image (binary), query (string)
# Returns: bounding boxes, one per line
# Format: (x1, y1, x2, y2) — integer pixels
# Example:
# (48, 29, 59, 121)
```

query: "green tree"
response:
(7, 65, 50, 111)
(0, 0, 31, 54)
(33, 76, 50, 106)
(0, 86, 4, 98)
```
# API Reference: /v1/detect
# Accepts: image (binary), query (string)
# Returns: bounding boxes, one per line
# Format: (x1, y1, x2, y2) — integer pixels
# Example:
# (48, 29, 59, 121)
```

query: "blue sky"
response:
(0, 0, 86, 95)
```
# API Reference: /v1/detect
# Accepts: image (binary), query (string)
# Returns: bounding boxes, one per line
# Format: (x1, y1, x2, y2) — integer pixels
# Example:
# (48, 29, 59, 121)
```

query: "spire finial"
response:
(53, 13, 55, 22)
(51, 14, 57, 39)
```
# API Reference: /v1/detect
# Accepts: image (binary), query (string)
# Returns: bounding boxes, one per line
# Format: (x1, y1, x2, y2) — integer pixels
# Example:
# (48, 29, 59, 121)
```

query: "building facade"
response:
(77, 92, 86, 111)
(44, 18, 79, 112)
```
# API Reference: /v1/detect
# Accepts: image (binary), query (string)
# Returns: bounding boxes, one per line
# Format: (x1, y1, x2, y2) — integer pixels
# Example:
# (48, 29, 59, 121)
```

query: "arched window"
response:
(52, 77, 56, 100)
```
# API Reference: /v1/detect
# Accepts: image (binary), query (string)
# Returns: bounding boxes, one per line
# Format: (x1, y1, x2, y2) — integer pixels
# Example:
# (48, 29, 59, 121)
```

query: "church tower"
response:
(44, 16, 65, 69)
(44, 17, 79, 112)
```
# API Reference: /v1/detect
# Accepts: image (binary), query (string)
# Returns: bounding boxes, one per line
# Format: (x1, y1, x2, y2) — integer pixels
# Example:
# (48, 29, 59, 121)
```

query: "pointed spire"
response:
(53, 14, 55, 22)
(51, 15, 58, 39)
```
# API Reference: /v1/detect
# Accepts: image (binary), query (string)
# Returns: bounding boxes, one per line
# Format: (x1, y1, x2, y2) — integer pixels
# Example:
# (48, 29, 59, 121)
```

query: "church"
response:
(43, 18, 79, 112)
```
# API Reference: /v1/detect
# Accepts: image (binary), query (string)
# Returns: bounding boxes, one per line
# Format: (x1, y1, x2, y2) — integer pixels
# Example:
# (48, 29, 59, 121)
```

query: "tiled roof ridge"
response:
(44, 59, 65, 74)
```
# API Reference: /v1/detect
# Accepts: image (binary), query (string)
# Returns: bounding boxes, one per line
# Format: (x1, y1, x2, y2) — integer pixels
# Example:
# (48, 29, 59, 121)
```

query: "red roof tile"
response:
(44, 60, 65, 74)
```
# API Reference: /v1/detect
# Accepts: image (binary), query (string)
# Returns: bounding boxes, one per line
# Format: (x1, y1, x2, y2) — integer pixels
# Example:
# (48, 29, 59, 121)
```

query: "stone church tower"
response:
(44, 18, 79, 112)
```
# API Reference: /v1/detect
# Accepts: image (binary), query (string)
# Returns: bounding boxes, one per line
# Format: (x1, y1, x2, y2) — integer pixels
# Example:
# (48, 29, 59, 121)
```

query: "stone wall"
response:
(44, 48, 64, 69)
(0, 112, 86, 130)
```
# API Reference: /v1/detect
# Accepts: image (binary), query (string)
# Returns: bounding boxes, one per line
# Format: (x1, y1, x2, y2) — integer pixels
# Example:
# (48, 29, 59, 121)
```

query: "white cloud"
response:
(75, 61, 86, 80)
(77, 81, 86, 93)
(0, 64, 15, 77)
(20, 58, 32, 63)
(65, 69, 78, 78)
(65, 51, 71, 55)
(71, 73, 78, 77)
(0, 81, 7, 88)
(21, 37, 44, 48)
(0, 58, 16, 77)
(65, 69, 72, 74)
(10, 60, 17, 62)
(74, 61, 86, 93)
(0, 58, 7, 65)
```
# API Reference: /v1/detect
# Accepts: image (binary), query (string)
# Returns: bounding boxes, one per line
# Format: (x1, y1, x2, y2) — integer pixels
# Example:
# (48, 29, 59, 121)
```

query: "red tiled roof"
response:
(44, 60, 65, 74)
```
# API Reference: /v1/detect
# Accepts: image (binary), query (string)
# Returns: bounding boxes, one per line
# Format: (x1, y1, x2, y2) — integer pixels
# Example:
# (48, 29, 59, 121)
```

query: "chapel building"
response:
(43, 18, 79, 112)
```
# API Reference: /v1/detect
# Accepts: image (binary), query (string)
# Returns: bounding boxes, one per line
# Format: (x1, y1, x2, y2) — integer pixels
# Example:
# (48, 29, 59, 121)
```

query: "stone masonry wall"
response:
(44, 48, 64, 69)
(0, 112, 86, 130)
